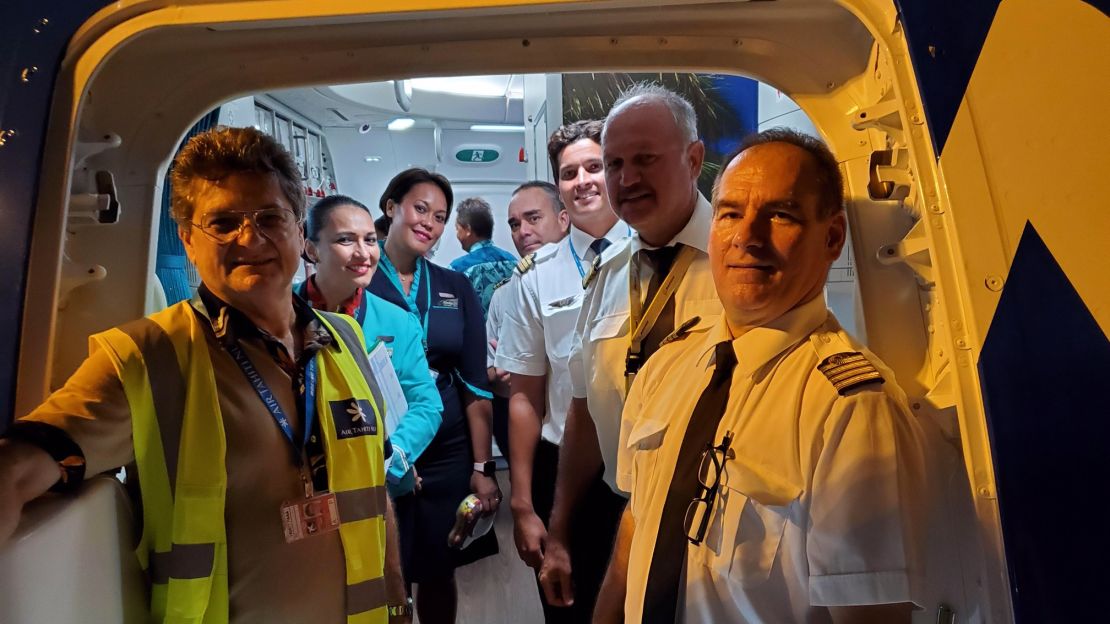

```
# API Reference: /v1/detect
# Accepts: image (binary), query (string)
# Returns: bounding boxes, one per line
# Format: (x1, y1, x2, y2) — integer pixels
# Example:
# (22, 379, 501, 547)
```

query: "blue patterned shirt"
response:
(449, 240, 517, 316)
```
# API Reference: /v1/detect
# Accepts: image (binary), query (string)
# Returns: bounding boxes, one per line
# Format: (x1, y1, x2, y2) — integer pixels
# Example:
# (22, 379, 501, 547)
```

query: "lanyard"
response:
(379, 248, 432, 349)
(567, 236, 587, 279)
(226, 340, 317, 466)
(626, 245, 697, 389)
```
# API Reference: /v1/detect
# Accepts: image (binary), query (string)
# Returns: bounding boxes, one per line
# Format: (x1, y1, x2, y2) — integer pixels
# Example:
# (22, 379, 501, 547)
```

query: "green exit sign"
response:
(454, 147, 501, 164)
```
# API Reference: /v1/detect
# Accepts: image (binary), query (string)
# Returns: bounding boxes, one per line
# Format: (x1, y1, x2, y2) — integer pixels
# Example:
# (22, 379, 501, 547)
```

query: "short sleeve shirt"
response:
(18, 289, 357, 623)
(449, 240, 517, 316)
(496, 221, 628, 444)
(567, 193, 721, 491)
(619, 295, 936, 623)
(485, 279, 512, 368)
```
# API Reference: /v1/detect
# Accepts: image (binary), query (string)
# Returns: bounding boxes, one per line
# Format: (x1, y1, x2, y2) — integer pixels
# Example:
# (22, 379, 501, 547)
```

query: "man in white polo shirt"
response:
(540, 85, 723, 613)
(496, 120, 629, 622)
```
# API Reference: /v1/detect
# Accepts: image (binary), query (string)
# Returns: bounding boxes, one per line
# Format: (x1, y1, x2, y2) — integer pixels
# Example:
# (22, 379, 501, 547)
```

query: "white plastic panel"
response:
(0, 477, 147, 623)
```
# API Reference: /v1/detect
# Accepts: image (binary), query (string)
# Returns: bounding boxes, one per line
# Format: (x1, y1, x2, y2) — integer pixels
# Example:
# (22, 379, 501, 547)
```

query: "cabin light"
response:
(364, 156, 382, 162)
(388, 118, 416, 131)
(469, 124, 525, 133)
(410, 76, 513, 97)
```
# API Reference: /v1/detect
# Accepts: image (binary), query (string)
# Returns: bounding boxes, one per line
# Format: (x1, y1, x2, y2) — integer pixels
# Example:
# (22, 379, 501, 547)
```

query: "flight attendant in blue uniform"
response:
(298, 194, 443, 499)
(368, 168, 501, 624)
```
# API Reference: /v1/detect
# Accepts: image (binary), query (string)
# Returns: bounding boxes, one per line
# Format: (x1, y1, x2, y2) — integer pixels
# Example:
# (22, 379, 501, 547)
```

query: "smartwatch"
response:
(387, 597, 413, 617)
(473, 460, 496, 477)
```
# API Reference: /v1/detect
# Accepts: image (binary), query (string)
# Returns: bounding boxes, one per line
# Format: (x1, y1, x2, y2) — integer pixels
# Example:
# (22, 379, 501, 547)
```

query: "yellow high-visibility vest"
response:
(95, 300, 389, 624)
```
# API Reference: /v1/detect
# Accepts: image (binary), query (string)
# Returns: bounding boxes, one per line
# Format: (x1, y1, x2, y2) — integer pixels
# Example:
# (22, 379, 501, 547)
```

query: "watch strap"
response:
(5, 421, 87, 493)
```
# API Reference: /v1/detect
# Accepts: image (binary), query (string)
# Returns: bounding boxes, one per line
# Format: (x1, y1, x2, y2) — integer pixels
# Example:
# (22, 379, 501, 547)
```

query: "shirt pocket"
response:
(587, 313, 628, 344)
(544, 298, 583, 359)
(623, 417, 670, 507)
(701, 459, 801, 588)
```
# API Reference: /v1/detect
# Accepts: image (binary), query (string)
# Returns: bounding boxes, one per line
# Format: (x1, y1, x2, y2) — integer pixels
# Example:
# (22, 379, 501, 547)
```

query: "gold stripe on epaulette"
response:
(818, 352, 884, 395)
(493, 277, 511, 290)
(516, 253, 536, 275)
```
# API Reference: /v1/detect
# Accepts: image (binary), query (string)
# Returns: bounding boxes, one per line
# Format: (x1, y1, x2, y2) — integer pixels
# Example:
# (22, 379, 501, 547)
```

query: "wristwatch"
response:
(4, 421, 86, 493)
(473, 460, 496, 477)
(387, 597, 413, 617)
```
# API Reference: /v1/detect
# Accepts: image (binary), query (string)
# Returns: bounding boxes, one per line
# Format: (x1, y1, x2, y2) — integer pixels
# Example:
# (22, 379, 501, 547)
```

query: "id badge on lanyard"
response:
(280, 471, 340, 543)
(225, 340, 342, 542)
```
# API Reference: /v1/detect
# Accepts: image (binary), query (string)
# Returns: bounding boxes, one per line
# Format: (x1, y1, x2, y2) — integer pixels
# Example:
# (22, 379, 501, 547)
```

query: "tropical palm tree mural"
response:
(562, 72, 755, 196)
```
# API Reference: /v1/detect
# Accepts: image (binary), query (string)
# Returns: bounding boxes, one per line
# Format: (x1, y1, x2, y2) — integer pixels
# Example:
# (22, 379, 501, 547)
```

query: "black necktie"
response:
(589, 237, 612, 258)
(641, 245, 681, 358)
(642, 341, 737, 624)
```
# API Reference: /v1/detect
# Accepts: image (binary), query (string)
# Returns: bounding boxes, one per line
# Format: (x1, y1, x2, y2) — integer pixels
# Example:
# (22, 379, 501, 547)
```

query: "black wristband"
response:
(5, 421, 87, 493)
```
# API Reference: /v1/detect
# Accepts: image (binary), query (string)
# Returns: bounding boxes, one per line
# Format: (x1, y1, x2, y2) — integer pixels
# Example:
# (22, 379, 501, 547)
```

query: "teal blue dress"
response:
(296, 282, 443, 496)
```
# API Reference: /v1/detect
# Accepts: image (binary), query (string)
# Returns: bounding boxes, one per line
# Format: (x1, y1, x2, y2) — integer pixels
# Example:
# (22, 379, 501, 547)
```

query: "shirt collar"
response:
(699, 293, 829, 379)
(470, 239, 494, 253)
(568, 224, 593, 255)
(568, 218, 630, 252)
(630, 191, 713, 255)
(192, 284, 334, 354)
(303, 275, 363, 318)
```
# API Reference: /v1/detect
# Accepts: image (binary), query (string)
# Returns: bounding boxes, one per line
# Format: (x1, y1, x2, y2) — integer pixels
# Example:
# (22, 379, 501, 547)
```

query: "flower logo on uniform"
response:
(329, 398, 378, 440)
(347, 400, 370, 424)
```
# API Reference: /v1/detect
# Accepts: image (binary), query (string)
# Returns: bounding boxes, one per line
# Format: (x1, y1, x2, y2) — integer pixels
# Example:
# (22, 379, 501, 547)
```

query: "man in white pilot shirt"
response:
(485, 181, 570, 460)
(542, 84, 725, 614)
(604, 128, 945, 624)
(495, 120, 629, 621)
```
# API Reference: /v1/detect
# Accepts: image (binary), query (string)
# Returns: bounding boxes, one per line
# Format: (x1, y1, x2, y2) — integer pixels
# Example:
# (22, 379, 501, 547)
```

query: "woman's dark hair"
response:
(377, 168, 454, 231)
(305, 194, 371, 241)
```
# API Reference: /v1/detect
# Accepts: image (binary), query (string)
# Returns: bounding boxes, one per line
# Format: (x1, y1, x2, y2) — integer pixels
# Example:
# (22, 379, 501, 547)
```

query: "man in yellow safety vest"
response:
(0, 127, 411, 623)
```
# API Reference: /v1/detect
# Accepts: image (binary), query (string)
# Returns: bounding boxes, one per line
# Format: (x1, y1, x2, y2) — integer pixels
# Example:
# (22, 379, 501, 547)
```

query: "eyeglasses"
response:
(684, 430, 734, 546)
(190, 208, 300, 244)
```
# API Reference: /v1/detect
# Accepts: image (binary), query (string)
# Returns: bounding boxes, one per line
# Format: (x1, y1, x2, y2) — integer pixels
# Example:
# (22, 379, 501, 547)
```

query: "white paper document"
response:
(367, 341, 408, 436)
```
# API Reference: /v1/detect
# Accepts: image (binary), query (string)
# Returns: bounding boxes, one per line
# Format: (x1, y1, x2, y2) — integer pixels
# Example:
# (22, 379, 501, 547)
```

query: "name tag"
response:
(280, 492, 340, 543)
(435, 292, 459, 309)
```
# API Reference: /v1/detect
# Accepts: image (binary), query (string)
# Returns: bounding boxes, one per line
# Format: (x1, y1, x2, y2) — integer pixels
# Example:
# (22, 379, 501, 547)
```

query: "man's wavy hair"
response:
(547, 119, 603, 180)
(170, 126, 305, 226)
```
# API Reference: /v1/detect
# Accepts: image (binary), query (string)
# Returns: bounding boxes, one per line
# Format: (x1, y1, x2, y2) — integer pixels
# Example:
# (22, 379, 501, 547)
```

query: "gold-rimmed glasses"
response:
(190, 207, 300, 244)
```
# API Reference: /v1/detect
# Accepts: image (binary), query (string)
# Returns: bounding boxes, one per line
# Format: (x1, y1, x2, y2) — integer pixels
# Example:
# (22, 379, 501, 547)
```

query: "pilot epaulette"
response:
(582, 255, 602, 289)
(492, 276, 511, 290)
(516, 253, 536, 275)
(658, 316, 701, 348)
(817, 352, 884, 395)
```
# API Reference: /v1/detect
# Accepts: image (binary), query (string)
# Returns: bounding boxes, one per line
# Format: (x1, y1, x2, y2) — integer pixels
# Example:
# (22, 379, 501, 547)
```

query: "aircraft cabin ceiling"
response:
(268, 75, 527, 130)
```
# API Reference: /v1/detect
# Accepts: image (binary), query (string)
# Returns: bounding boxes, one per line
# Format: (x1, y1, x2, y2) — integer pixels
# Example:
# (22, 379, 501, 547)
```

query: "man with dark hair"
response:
(497, 119, 629, 622)
(450, 197, 516, 314)
(485, 180, 571, 487)
(0, 126, 410, 623)
(506, 181, 568, 256)
(600, 128, 943, 624)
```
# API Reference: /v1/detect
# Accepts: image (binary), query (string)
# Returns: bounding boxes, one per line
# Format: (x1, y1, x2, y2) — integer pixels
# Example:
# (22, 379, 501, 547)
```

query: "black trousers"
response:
(531, 439, 628, 623)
